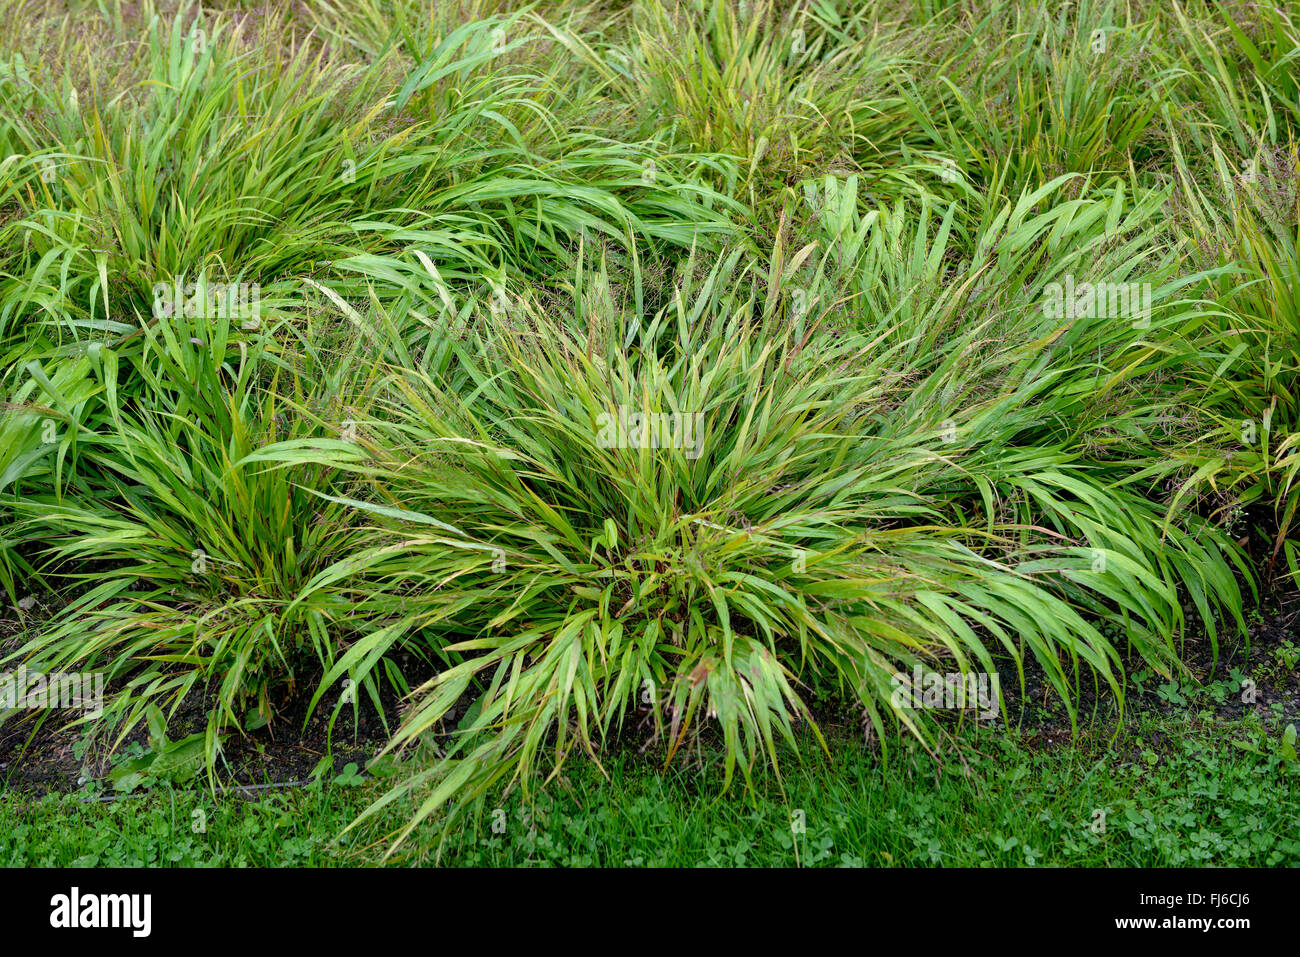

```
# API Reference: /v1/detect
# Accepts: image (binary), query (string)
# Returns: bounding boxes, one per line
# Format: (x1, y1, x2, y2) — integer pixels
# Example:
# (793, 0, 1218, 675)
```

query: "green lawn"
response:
(6, 704, 1296, 867)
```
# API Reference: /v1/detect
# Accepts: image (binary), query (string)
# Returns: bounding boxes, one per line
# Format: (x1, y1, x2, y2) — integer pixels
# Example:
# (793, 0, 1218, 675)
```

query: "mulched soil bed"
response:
(3, 585, 1297, 798)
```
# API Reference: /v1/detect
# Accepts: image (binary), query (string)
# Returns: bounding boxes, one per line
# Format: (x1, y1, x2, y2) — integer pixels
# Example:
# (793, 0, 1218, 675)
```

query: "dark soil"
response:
(3, 585, 1297, 799)
(0, 640, 451, 797)
(802, 585, 1300, 752)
